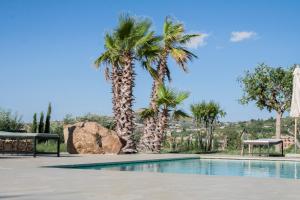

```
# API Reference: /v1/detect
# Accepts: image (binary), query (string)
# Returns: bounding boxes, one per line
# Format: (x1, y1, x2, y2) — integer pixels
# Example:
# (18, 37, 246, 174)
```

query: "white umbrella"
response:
(290, 65, 300, 153)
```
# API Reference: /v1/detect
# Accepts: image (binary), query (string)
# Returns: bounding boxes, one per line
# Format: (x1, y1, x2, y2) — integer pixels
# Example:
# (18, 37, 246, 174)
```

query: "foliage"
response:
(38, 112, 44, 133)
(190, 101, 226, 128)
(50, 121, 64, 143)
(239, 63, 293, 113)
(63, 114, 76, 125)
(138, 108, 156, 120)
(31, 113, 38, 133)
(162, 17, 199, 74)
(44, 103, 52, 133)
(156, 85, 190, 113)
(0, 108, 24, 132)
(63, 113, 115, 130)
(190, 101, 226, 151)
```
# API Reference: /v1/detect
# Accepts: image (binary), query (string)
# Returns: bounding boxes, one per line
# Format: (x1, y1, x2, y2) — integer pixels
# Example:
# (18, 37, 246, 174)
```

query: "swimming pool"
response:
(58, 158, 300, 180)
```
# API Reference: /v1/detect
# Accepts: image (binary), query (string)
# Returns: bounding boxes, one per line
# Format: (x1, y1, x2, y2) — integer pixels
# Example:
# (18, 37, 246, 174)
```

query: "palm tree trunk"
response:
(154, 107, 169, 152)
(139, 51, 168, 152)
(138, 117, 156, 152)
(111, 65, 122, 134)
(118, 55, 136, 153)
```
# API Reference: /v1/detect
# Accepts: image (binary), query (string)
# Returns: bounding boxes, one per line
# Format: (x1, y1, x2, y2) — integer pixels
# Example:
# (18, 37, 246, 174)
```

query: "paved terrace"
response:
(1, 154, 300, 200)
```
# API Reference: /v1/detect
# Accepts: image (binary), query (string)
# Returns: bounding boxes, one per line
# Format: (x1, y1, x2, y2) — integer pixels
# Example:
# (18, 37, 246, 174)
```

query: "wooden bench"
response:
(0, 131, 60, 157)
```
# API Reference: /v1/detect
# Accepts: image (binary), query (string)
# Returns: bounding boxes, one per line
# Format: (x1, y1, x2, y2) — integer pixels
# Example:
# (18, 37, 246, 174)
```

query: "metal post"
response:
(241, 143, 244, 156)
(33, 137, 36, 157)
(57, 138, 60, 157)
(295, 118, 297, 153)
(281, 141, 284, 157)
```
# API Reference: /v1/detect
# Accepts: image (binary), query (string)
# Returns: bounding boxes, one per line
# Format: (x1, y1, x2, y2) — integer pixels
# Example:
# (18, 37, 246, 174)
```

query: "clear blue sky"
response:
(0, 0, 299, 122)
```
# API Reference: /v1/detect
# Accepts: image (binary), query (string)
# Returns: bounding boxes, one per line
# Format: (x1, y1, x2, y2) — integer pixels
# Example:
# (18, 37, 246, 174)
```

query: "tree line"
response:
(31, 103, 52, 133)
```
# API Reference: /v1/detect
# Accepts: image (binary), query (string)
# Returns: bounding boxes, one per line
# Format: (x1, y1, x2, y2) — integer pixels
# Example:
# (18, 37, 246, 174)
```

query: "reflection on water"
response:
(84, 159, 300, 180)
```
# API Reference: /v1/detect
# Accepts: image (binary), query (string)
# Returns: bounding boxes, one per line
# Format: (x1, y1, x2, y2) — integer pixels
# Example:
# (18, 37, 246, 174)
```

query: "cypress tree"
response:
(38, 112, 44, 133)
(44, 103, 52, 133)
(31, 113, 37, 133)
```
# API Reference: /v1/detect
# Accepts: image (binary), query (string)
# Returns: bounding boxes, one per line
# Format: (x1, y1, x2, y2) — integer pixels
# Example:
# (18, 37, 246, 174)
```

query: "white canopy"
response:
(290, 67, 300, 117)
(290, 66, 300, 153)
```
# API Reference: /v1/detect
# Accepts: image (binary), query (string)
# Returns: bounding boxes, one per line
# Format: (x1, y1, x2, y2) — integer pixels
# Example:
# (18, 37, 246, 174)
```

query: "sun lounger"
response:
(241, 139, 283, 157)
(0, 131, 60, 157)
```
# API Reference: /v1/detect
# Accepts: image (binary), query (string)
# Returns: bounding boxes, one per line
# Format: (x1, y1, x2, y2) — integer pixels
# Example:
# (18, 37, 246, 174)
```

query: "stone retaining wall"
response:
(0, 139, 33, 152)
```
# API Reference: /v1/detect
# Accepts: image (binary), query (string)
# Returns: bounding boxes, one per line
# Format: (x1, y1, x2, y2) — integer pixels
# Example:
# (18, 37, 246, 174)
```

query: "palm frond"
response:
(172, 109, 190, 121)
(156, 85, 189, 108)
(94, 51, 110, 69)
(141, 61, 159, 80)
(165, 66, 172, 82)
(104, 66, 111, 81)
(138, 108, 156, 119)
(179, 34, 201, 44)
(175, 91, 190, 104)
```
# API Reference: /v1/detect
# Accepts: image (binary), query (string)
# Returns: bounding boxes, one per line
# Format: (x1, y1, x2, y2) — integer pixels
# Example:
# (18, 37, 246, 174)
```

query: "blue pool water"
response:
(62, 158, 300, 180)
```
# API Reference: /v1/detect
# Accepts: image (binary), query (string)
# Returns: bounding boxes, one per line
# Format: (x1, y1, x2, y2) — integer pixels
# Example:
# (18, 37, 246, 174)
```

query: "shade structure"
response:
(290, 67, 300, 117)
(290, 66, 300, 153)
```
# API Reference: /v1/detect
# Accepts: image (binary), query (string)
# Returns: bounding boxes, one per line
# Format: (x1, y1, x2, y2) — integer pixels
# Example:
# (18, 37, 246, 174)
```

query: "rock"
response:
(63, 122, 123, 154)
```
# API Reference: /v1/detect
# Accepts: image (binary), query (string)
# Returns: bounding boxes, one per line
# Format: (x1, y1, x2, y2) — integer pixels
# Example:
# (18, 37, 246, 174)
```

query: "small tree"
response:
(239, 63, 293, 149)
(38, 112, 44, 133)
(44, 103, 52, 133)
(155, 85, 190, 152)
(31, 113, 37, 133)
(190, 101, 226, 151)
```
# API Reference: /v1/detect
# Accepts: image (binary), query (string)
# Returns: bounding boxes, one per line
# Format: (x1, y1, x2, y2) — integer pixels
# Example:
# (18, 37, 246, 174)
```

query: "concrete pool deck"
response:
(1, 154, 300, 200)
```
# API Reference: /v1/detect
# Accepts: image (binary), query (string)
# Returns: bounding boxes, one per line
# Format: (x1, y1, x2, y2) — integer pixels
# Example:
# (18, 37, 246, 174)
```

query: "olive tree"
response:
(239, 63, 293, 147)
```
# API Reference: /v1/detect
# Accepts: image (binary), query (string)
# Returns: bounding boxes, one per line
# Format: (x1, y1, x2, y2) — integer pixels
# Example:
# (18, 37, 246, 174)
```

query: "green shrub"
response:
(0, 108, 24, 132)
(50, 121, 64, 143)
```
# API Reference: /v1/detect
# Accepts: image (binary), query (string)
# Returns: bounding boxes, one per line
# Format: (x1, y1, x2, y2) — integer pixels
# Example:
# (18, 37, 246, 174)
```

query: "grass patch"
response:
(36, 141, 67, 153)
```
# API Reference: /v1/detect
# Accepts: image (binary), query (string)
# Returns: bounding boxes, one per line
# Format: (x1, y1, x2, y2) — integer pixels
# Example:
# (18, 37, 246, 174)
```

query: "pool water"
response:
(62, 158, 300, 180)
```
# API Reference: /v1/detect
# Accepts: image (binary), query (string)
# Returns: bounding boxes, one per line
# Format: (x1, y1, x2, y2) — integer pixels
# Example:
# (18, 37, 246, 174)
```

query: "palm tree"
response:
(190, 101, 226, 151)
(139, 17, 199, 152)
(95, 14, 160, 153)
(95, 34, 122, 138)
(154, 85, 189, 152)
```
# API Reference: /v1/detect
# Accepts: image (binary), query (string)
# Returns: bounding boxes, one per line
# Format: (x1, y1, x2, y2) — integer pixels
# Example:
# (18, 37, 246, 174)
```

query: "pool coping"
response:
(46, 156, 200, 168)
(199, 154, 300, 162)
(46, 154, 300, 169)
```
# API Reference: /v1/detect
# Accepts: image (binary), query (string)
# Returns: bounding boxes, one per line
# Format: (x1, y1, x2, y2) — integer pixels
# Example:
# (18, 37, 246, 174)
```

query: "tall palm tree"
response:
(95, 14, 160, 153)
(153, 85, 189, 152)
(139, 17, 199, 152)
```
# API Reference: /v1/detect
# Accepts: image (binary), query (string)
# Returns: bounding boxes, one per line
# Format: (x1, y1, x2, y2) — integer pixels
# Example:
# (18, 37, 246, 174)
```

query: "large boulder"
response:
(64, 122, 123, 154)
